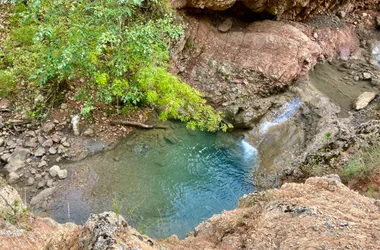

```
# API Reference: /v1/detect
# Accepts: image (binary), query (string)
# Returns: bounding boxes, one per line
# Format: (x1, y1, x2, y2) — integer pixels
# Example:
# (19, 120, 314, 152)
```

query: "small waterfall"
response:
(260, 97, 301, 133)
(371, 41, 380, 67)
(240, 138, 258, 161)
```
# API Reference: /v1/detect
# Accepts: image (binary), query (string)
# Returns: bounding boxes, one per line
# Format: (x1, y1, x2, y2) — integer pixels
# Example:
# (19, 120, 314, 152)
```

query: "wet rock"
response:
(218, 18, 233, 33)
(42, 122, 55, 134)
(34, 147, 46, 157)
(30, 187, 56, 206)
(57, 169, 68, 179)
(49, 147, 57, 155)
(42, 139, 53, 148)
(27, 177, 35, 186)
(49, 165, 61, 177)
(8, 172, 20, 184)
(353, 92, 377, 110)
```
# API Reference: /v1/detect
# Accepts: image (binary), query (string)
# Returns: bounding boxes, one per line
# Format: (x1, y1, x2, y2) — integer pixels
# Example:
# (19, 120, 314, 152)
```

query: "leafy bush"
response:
(0, 70, 16, 97)
(4, 0, 228, 131)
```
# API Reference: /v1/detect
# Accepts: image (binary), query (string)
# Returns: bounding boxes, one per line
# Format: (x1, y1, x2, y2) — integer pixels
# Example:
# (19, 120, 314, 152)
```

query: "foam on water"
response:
(260, 97, 301, 133)
(240, 138, 258, 161)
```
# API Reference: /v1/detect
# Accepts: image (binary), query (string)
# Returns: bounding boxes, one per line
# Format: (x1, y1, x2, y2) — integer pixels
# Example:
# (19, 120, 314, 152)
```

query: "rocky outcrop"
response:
(175, 14, 358, 128)
(172, 0, 380, 20)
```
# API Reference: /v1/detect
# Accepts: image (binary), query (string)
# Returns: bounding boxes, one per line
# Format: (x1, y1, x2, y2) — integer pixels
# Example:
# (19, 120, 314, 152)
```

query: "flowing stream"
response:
(42, 123, 258, 239)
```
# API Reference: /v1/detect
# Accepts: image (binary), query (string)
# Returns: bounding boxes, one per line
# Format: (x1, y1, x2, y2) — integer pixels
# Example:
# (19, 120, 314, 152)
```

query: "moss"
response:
(0, 70, 16, 97)
(10, 24, 37, 46)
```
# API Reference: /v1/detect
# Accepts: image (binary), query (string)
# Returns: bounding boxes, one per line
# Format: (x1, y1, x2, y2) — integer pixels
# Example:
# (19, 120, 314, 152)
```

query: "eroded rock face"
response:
(173, 0, 380, 20)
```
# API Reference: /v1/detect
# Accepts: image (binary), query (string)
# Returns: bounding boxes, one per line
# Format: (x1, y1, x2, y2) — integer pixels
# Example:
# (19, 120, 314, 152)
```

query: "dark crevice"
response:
(185, 2, 276, 29)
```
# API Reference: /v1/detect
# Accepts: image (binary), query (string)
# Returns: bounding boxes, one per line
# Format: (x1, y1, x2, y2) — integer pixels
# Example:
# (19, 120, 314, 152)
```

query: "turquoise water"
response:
(46, 123, 258, 239)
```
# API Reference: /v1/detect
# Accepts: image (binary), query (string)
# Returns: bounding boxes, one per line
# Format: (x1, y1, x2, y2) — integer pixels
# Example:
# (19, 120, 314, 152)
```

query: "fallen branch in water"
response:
(110, 120, 168, 129)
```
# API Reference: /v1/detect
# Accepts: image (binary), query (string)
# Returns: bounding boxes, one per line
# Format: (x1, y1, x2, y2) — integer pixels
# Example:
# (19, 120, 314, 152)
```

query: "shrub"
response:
(5, 0, 229, 131)
(0, 70, 16, 97)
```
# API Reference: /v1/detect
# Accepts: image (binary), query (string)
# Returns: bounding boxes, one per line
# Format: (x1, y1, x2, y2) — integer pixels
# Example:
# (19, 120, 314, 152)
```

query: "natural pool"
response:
(43, 123, 258, 239)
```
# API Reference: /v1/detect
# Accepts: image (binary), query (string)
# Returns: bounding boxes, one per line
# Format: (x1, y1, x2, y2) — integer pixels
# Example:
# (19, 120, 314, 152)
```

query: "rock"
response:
(49, 165, 61, 177)
(62, 141, 70, 148)
(0, 138, 4, 147)
(60, 103, 68, 110)
(353, 92, 377, 110)
(0, 177, 25, 214)
(4, 148, 30, 173)
(42, 122, 55, 134)
(34, 147, 46, 157)
(37, 181, 45, 188)
(51, 134, 61, 143)
(46, 179, 54, 187)
(25, 138, 38, 148)
(6, 140, 17, 149)
(30, 168, 36, 174)
(38, 160, 47, 168)
(27, 177, 35, 186)
(56, 156, 62, 162)
(376, 15, 380, 27)
(57, 169, 68, 179)
(49, 147, 57, 155)
(71, 115, 80, 136)
(83, 128, 94, 137)
(78, 212, 128, 250)
(362, 72, 372, 80)
(1, 153, 10, 162)
(218, 18, 233, 33)
(8, 172, 20, 184)
(30, 187, 56, 206)
(42, 139, 53, 148)
(336, 10, 346, 19)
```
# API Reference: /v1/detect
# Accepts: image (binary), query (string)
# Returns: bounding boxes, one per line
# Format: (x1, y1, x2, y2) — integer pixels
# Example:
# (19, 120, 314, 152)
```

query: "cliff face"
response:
(172, 0, 380, 20)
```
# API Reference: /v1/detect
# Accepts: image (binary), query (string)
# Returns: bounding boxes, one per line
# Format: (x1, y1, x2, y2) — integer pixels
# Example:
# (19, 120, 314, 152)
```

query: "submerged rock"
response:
(353, 92, 376, 110)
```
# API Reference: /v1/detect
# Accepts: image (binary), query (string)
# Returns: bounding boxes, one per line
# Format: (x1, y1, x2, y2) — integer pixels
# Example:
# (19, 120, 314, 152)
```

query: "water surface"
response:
(44, 123, 258, 239)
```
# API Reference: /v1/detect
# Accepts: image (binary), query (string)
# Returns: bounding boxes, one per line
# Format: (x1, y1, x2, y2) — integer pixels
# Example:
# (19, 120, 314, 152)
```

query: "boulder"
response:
(0, 177, 25, 213)
(353, 92, 377, 110)
(4, 147, 30, 173)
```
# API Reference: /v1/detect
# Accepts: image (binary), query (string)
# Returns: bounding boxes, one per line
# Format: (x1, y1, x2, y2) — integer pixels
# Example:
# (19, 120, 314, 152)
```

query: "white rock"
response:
(49, 165, 61, 177)
(354, 92, 377, 110)
(57, 169, 68, 179)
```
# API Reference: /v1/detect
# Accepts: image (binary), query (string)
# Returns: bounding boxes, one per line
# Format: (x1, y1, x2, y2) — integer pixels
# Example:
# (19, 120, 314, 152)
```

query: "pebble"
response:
(0, 138, 4, 147)
(37, 181, 45, 188)
(49, 165, 61, 177)
(46, 179, 54, 187)
(30, 168, 36, 174)
(42, 139, 53, 148)
(362, 72, 372, 80)
(62, 141, 70, 148)
(56, 156, 62, 162)
(42, 122, 55, 134)
(58, 169, 68, 179)
(27, 177, 35, 186)
(38, 160, 47, 168)
(51, 134, 61, 143)
(49, 147, 57, 155)
(34, 147, 46, 157)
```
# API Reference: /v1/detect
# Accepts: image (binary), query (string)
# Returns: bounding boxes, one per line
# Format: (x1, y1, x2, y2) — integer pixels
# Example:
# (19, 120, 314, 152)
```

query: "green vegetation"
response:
(341, 143, 380, 182)
(0, 70, 16, 97)
(0, 198, 29, 224)
(1, 0, 230, 131)
(323, 131, 332, 141)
